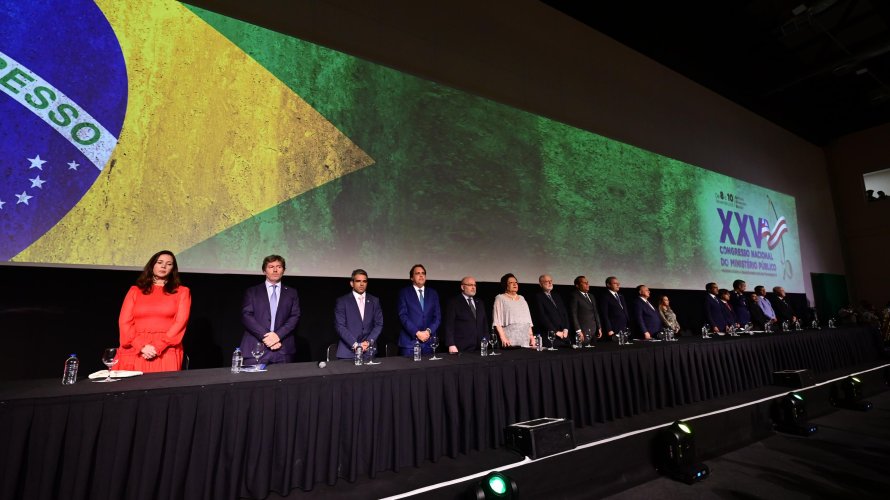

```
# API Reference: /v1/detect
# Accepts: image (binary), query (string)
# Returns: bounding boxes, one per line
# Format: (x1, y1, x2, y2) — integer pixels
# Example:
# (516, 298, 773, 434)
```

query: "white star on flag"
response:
(16, 191, 33, 205)
(68, 161, 80, 170)
(29, 175, 47, 189)
(28, 155, 46, 170)
(0, 199, 6, 210)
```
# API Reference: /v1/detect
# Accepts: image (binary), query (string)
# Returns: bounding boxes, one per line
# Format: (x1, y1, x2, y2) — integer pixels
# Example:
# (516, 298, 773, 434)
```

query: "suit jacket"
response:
(444, 294, 488, 352)
(601, 290, 630, 334)
(240, 282, 300, 364)
(747, 298, 770, 330)
(730, 291, 751, 325)
(770, 295, 796, 322)
(568, 289, 602, 337)
(532, 290, 574, 347)
(704, 294, 727, 331)
(722, 301, 737, 328)
(634, 297, 663, 337)
(397, 285, 442, 355)
(334, 292, 384, 359)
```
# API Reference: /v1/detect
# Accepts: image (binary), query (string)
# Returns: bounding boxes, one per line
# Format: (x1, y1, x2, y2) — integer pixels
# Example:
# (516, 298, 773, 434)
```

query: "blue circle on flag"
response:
(1, 0, 127, 260)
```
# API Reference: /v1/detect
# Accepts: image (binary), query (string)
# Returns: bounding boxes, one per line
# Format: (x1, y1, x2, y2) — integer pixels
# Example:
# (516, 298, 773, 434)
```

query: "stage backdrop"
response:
(1, 0, 803, 291)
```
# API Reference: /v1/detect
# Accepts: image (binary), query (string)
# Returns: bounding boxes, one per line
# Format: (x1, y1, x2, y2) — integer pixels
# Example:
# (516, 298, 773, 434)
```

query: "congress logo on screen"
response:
(0, 0, 127, 260)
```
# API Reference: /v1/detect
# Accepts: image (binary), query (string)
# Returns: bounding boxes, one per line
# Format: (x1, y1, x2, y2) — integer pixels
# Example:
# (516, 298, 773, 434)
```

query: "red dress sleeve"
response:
(155, 286, 191, 353)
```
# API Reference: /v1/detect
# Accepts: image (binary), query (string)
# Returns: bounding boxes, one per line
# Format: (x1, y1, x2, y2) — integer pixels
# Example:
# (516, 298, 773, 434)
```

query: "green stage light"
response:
(470, 471, 517, 499)
(488, 475, 507, 495)
(657, 421, 709, 484)
(774, 392, 817, 436)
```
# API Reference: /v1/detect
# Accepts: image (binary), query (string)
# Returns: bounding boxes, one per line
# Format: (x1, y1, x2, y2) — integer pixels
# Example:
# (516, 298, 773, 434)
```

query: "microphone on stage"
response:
(318, 361, 327, 368)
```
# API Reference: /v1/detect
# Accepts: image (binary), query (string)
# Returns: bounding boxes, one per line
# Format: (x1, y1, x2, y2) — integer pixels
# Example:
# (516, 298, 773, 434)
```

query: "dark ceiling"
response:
(542, 0, 890, 146)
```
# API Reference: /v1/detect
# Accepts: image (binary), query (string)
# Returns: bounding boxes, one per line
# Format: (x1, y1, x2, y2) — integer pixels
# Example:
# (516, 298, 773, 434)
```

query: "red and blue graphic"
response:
(1, 0, 127, 260)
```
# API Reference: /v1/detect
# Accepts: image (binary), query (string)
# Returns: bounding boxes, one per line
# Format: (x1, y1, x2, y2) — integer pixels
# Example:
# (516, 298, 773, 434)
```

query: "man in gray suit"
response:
(568, 275, 603, 342)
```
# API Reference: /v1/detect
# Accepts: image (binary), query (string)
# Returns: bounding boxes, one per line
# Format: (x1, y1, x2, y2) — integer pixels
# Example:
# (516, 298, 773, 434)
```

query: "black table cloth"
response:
(0, 327, 881, 500)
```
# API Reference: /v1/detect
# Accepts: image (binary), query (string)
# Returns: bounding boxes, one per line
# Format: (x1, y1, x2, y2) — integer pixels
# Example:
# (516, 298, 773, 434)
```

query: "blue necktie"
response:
(270, 284, 278, 331)
(418, 289, 424, 311)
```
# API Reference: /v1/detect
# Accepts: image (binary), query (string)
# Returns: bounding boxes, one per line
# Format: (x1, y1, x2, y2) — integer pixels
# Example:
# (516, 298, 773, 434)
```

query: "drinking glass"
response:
(782, 320, 790, 332)
(546, 330, 557, 351)
(488, 332, 501, 356)
(94, 347, 120, 383)
(429, 335, 441, 360)
(701, 324, 711, 339)
(584, 328, 595, 348)
(251, 342, 266, 371)
(366, 338, 380, 365)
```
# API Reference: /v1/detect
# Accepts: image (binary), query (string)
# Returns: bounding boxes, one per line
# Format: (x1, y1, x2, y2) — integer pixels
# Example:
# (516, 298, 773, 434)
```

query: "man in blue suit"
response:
(704, 282, 727, 333)
(397, 264, 441, 356)
(334, 269, 384, 359)
(240, 255, 301, 366)
(730, 279, 751, 325)
(601, 276, 629, 341)
(633, 285, 662, 339)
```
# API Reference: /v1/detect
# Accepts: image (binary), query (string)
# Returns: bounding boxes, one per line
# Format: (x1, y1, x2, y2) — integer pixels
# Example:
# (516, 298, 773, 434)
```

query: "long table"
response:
(0, 327, 881, 500)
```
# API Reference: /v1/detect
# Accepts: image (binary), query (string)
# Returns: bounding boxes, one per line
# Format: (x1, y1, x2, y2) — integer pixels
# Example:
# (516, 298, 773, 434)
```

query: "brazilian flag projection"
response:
(2, 0, 804, 292)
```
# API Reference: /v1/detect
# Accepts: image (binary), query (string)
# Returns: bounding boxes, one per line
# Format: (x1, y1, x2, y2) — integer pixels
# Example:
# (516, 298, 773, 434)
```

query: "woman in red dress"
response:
(117, 250, 191, 372)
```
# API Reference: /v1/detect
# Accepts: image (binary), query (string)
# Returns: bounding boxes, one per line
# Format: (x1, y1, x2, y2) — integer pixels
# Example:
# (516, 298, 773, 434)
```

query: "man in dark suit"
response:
(532, 274, 572, 348)
(747, 292, 770, 330)
(601, 276, 629, 340)
(704, 282, 727, 333)
(568, 275, 602, 342)
(730, 279, 751, 326)
(397, 264, 441, 356)
(633, 285, 662, 339)
(719, 288, 738, 331)
(444, 276, 488, 353)
(770, 286, 798, 323)
(240, 255, 301, 366)
(334, 269, 384, 359)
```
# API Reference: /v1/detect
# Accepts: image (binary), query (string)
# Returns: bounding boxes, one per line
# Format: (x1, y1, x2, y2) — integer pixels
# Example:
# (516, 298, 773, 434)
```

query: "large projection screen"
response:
(0, 0, 804, 291)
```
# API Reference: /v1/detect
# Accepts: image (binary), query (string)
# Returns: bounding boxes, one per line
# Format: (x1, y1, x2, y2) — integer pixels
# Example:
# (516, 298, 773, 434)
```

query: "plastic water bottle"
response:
(535, 334, 543, 352)
(231, 347, 243, 373)
(62, 353, 79, 385)
(413, 340, 421, 361)
(354, 345, 364, 366)
(480, 339, 488, 356)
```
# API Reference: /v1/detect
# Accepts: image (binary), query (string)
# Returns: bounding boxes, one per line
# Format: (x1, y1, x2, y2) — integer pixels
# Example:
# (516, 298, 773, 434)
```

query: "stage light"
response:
(832, 376, 873, 411)
(469, 471, 518, 499)
(656, 420, 709, 484)
(773, 392, 817, 436)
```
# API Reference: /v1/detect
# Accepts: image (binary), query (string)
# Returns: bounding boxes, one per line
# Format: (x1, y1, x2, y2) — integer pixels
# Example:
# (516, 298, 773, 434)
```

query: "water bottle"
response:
(231, 347, 243, 373)
(413, 340, 421, 361)
(480, 339, 488, 356)
(354, 345, 364, 366)
(535, 334, 543, 352)
(62, 353, 79, 385)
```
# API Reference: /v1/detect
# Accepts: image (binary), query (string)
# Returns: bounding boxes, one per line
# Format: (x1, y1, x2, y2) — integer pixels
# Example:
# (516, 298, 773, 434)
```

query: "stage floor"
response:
(274, 361, 890, 499)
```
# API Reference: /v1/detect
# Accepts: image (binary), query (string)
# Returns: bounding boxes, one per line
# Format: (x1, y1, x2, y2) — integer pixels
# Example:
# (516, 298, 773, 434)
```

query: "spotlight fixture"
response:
(469, 471, 518, 500)
(832, 376, 873, 411)
(657, 420, 709, 484)
(774, 392, 818, 435)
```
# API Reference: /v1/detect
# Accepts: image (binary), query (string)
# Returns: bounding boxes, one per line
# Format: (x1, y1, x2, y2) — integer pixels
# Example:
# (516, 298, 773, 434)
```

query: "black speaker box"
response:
(505, 418, 575, 459)
(773, 369, 815, 388)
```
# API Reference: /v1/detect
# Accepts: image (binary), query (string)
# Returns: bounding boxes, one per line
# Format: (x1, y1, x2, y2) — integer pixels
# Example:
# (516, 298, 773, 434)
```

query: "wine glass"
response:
(429, 335, 441, 360)
(366, 339, 380, 365)
(251, 342, 266, 371)
(546, 330, 557, 351)
(701, 324, 710, 339)
(94, 347, 120, 383)
(488, 331, 501, 356)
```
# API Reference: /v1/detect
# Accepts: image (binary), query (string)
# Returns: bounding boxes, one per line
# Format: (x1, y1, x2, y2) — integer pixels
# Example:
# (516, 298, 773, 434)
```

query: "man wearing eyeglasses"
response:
(444, 276, 489, 353)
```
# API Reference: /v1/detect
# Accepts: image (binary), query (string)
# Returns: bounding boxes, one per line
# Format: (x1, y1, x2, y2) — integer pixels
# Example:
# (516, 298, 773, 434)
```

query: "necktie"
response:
(269, 284, 278, 331)
(547, 293, 557, 306)
(468, 297, 476, 317)
(358, 294, 365, 320)
(614, 293, 623, 309)
(418, 289, 424, 311)
(582, 292, 590, 303)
